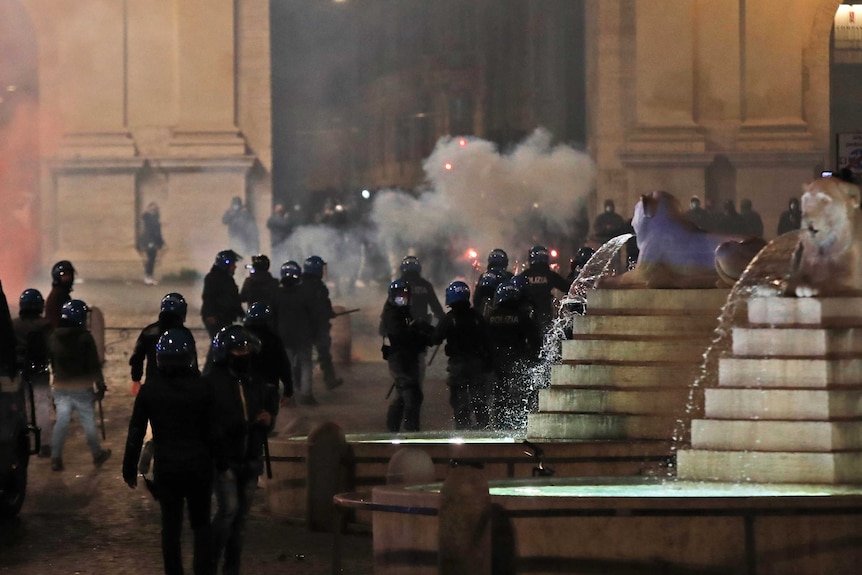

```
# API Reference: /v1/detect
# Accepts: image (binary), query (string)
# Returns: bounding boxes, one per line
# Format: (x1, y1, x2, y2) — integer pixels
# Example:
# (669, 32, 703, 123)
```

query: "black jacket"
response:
(273, 282, 315, 348)
(201, 266, 244, 331)
(240, 272, 279, 308)
(245, 323, 293, 401)
(400, 271, 445, 324)
(379, 302, 432, 357)
(122, 370, 214, 480)
(205, 364, 273, 474)
(515, 263, 570, 328)
(432, 303, 493, 366)
(300, 275, 336, 331)
(486, 301, 542, 366)
(129, 316, 197, 382)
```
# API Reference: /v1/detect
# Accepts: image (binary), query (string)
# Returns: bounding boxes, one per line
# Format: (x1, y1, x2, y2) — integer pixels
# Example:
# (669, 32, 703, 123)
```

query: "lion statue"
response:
(782, 176, 862, 297)
(597, 190, 765, 289)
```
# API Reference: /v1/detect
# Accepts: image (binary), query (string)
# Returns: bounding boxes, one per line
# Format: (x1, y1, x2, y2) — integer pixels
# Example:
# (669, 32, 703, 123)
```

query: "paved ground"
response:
(0, 276, 458, 574)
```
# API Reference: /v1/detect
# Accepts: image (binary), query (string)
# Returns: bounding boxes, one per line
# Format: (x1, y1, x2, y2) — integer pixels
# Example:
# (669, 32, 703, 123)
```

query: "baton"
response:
(333, 308, 361, 317)
(263, 434, 273, 479)
(427, 344, 440, 366)
(385, 381, 396, 400)
(98, 398, 106, 440)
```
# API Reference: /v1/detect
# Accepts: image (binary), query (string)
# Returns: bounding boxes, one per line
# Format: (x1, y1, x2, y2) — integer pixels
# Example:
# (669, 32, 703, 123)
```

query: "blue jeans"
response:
(212, 465, 258, 575)
(51, 388, 102, 459)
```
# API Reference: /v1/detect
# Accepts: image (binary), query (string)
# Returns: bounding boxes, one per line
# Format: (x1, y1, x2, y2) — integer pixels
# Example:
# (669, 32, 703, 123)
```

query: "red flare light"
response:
(444, 162, 453, 171)
(458, 138, 467, 147)
(466, 248, 478, 260)
(550, 248, 558, 258)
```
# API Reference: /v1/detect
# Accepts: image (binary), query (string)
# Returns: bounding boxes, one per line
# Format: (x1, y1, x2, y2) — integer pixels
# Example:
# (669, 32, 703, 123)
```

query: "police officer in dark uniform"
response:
(243, 302, 292, 428)
(206, 325, 274, 575)
(239, 254, 279, 310)
(122, 329, 215, 575)
(472, 249, 514, 317)
(513, 245, 570, 333)
(273, 261, 317, 405)
(486, 280, 542, 429)
(129, 292, 197, 395)
(45, 260, 75, 329)
(399, 255, 445, 325)
(380, 280, 433, 432)
(300, 255, 343, 390)
(12, 288, 52, 456)
(201, 250, 244, 369)
(431, 281, 494, 430)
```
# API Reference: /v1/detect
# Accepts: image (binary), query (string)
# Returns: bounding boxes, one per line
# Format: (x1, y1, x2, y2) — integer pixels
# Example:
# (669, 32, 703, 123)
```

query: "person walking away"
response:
(122, 329, 215, 575)
(777, 197, 802, 236)
(300, 255, 343, 390)
(431, 281, 494, 430)
(137, 201, 165, 286)
(273, 261, 317, 405)
(473, 248, 513, 316)
(201, 250, 244, 368)
(11, 288, 53, 457)
(243, 303, 292, 431)
(486, 281, 542, 429)
(379, 280, 433, 432)
(206, 325, 274, 575)
(48, 299, 110, 471)
(239, 254, 279, 310)
(45, 260, 75, 328)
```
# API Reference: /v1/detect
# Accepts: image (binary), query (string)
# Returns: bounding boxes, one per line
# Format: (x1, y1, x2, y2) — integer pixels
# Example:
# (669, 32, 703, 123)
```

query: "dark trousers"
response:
(386, 352, 423, 432)
(156, 468, 214, 575)
(447, 358, 490, 430)
(144, 247, 159, 276)
(212, 464, 258, 575)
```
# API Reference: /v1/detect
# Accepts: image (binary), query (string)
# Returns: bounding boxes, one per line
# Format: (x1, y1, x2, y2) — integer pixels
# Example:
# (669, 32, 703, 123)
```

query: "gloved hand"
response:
(130, 380, 141, 396)
(94, 381, 107, 402)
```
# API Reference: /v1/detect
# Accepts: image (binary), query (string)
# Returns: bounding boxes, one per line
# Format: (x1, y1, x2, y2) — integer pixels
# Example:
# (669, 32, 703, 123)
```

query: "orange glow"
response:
(458, 138, 467, 147)
(465, 248, 478, 260)
(444, 162, 453, 171)
(550, 248, 558, 258)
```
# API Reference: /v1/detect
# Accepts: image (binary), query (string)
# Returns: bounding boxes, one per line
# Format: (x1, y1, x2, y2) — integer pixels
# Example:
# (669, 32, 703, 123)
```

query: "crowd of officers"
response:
(380, 245, 569, 434)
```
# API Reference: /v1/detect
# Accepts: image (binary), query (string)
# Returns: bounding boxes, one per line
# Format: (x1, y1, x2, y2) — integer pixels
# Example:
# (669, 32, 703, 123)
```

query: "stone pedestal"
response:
(527, 289, 730, 440)
(678, 296, 862, 484)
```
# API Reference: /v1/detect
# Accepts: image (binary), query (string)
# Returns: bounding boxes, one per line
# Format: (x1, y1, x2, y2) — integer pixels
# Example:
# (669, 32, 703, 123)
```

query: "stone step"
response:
(552, 363, 701, 388)
(538, 389, 691, 415)
(690, 420, 862, 451)
(525, 412, 677, 440)
(747, 296, 862, 327)
(570, 314, 720, 337)
(562, 337, 711, 363)
(586, 288, 730, 314)
(731, 327, 862, 357)
(703, 389, 862, 420)
(676, 450, 862, 484)
(718, 357, 862, 388)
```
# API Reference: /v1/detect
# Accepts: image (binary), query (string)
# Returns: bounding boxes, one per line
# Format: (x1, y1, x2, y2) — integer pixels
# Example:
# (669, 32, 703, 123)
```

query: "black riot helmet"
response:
(51, 260, 75, 287)
(210, 325, 260, 365)
(303, 255, 326, 277)
(400, 256, 421, 275)
(214, 250, 242, 271)
(528, 245, 549, 266)
(280, 260, 302, 286)
(571, 246, 595, 271)
(493, 280, 521, 308)
(388, 279, 411, 307)
(487, 249, 508, 271)
(445, 281, 470, 306)
(60, 299, 89, 327)
(19, 288, 45, 316)
(243, 302, 272, 327)
(160, 292, 188, 323)
(155, 328, 197, 374)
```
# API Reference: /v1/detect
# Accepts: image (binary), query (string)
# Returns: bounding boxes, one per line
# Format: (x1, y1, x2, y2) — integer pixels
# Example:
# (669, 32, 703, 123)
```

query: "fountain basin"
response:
(264, 431, 670, 522)
(370, 476, 862, 574)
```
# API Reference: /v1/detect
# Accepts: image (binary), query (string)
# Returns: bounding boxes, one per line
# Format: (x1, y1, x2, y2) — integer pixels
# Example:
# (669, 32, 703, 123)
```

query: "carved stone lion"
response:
(783, 177, 862, 297)
(598, 190, 765, 289)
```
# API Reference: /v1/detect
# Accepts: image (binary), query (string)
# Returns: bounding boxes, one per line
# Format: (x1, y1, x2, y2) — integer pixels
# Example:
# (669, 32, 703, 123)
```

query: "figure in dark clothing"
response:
(486, 281, 542, 429)
(266, 203, 293, 251)
(739, 199, 764, 237)
(239, 254, 279, 310)
(379, 280, 433, 432)
(137, 202, 165, 286)
(718, 199, 746, 235)
(777, 197, 802, 236)
(222, 196, 259, 257)
(243, 303, 292, 429)
(12, 288, 53, 456)
(273, 261, 317, 405)
(431, 281, 494, 430)
(45, 260, 75, 329)
(205, 326, 275, 575)
(513, 245, 570, 334)
(301, 255, 343, 390)
(399, 256, 445, 325)
(592, 199, 629, 246)
(122, 329, 214, 575)
(129, 292, 197, 394)
(685, 196, 711, 231)
(201, 250, 245, 371)
(472, 249, 514, 317)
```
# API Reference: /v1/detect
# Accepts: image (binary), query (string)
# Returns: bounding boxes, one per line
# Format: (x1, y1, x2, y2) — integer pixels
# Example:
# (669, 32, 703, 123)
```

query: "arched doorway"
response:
(830, 3, 862, 181)
(0, 0, 40, 296)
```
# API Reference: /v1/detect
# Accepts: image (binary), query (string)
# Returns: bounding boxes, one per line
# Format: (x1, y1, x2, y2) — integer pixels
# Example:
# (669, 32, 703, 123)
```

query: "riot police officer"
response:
(300, 255, 343, 390)
(45, 260, 75, 328)
(243, 302, 292, 427)
(201, 250, 244, 340)
(273, 261, 316, 405)
(379, 280, 433, 432)
(513, 245, 570, 333)
(122, 329, 214, 575)
(239, 254, 279, 310)
(399, 255, 445, 325)
(431, 281, 494, 430)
